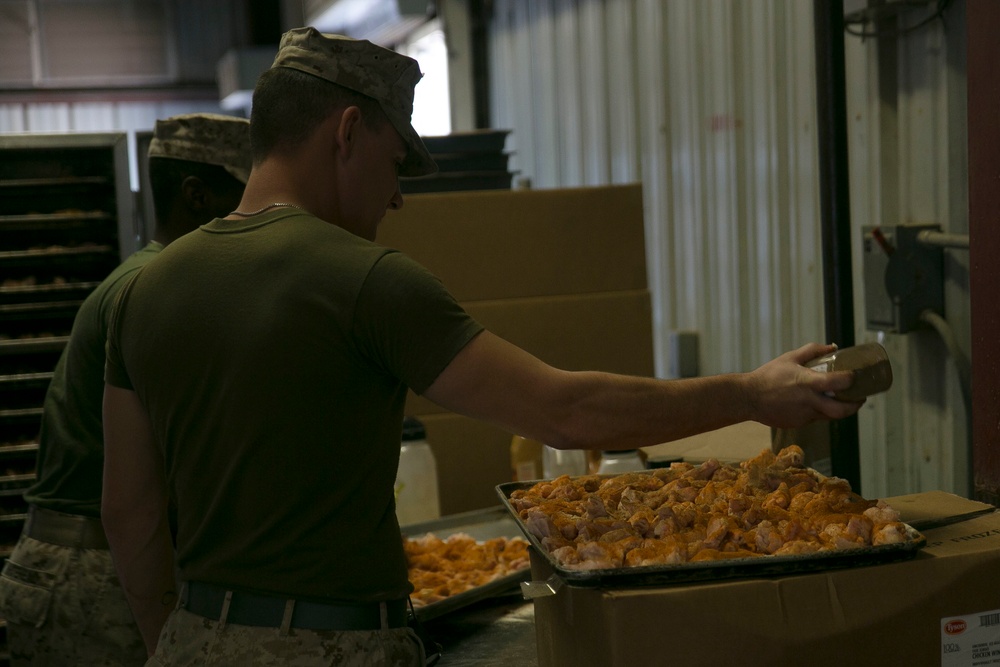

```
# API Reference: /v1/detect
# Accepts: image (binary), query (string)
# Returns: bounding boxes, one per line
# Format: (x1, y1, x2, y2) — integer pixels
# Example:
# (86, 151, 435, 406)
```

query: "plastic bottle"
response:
(394, 416, 441, 525)
(510, 434, 544, 481)
(542, 445, 588, 478)
(597, 449, 646, 474)
(805, 342, 893, 401)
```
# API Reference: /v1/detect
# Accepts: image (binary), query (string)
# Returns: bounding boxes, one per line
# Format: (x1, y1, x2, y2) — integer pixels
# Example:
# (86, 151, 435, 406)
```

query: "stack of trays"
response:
(401, 129, 514, 195)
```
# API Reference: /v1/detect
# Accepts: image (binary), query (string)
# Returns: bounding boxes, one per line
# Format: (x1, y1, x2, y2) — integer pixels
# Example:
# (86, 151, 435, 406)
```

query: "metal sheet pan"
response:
(400, 506, 531, 622)
(496, 476, 927, 589)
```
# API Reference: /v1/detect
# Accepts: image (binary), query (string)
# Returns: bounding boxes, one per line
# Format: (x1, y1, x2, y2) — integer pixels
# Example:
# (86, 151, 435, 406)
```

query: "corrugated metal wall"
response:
(843, 0, 970, 497)
(490, 0, 826, 378)
(488, 0, 969, 497)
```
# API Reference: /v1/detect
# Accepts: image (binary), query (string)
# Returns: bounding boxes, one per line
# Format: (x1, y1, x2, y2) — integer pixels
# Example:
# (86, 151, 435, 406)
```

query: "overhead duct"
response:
(305, 0, 434, 47)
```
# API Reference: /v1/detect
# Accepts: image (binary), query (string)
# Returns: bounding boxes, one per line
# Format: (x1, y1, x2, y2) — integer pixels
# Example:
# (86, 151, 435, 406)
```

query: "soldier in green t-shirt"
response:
(0, 113, 250, 666)
(101, 28, 863, 666)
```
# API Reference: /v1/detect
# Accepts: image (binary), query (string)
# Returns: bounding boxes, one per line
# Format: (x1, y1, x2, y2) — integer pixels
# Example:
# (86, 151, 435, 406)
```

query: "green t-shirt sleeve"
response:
(104, 272, 139, 391)
(353, 251, 483, 395)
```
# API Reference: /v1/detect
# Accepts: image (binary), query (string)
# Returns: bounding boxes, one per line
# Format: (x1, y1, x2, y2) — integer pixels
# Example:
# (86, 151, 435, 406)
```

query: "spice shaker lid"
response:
(806, 342, 893, 401)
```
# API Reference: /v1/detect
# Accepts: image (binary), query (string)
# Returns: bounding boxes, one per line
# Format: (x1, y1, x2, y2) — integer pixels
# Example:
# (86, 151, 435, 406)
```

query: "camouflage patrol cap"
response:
(148, 113, 252, 183)
(271, 26, 437, 177)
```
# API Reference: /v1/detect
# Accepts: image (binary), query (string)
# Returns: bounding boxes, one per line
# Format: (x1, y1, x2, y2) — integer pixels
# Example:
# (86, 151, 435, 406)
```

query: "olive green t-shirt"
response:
(105, 209, 483, 603)
(25, 242, 164, 517)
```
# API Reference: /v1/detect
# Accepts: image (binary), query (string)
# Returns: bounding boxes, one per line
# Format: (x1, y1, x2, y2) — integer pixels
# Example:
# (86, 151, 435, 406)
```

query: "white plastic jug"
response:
(597, 449, 646, 474)
(394, 416, 441, 525)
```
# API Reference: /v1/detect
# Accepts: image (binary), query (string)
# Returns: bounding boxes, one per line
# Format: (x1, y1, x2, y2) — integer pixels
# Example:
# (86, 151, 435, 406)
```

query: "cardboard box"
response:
(378, 185, 647, 302)
(641, 421, 773, 464)
(530, 491, 1000, 667)
(405, 289, 655, 417)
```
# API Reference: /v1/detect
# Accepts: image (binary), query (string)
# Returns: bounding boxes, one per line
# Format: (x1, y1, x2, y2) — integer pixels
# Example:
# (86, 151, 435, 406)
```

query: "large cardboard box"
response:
(380, 185, 655, 515)
(530, 491, 1000, 667)
(378, 185, 647, 302)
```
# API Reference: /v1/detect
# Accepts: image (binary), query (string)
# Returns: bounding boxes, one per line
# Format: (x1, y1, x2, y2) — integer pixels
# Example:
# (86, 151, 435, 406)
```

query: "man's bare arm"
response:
(101, 384, 176, 656)
(423, 331, 862, 450)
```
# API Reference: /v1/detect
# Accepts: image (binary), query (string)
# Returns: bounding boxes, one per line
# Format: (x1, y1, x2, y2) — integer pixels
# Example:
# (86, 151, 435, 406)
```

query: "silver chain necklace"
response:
(229, 202, 306, 217)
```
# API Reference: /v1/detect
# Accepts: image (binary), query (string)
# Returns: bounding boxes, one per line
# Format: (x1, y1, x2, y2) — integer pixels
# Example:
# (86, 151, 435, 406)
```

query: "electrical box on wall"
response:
(862, 224, 944, 334)
(844, 0, 939, 22)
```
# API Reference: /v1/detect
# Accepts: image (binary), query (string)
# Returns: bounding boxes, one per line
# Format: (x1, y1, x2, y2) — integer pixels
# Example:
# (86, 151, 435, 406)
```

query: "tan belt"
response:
(24, 505, 109, 550)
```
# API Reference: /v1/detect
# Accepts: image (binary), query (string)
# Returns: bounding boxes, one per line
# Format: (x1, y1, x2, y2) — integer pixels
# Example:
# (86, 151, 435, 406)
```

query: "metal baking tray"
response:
(497, 476, 926, 588)
(400, 506, 531, 622)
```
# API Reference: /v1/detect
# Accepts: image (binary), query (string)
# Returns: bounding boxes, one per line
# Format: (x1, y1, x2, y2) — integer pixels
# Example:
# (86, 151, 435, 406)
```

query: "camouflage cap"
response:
(148, 113, 252, 183)
(271, 26, 437, 177)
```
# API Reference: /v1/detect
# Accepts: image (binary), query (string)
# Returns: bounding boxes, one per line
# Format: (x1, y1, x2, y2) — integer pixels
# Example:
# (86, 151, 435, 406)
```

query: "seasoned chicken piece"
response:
(570, 540, 629, 570)
(750, 520, 784, 554)
(689, 547, 760, 562)
(774, 444, 805, 469)
(863, 499, 902, 525)
(687, 458, 722, 481)
(872, 522, 910, 545)
(695, 481, 719, 505)
(624, 537, 688, 566)
(763, 482, 791, 510)
(702, 515, 733, 550)
(627, 505, 659, 537)
(773, 540, 826, 556)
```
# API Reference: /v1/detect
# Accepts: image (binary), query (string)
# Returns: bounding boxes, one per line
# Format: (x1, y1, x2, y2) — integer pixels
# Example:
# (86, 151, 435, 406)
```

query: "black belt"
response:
(24, 505, 109, 550)
(180, 581, 409, 631)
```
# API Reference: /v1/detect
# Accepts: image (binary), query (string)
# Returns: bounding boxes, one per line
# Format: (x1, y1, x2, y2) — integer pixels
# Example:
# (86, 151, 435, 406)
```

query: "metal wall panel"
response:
(843, 1, 970, 497)
(488, 0, 969, 497)
(489, 0, 826, 377)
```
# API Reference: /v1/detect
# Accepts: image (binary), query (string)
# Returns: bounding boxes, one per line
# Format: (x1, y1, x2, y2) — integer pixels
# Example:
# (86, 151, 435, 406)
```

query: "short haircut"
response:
(249, 67, 387, 162)
(148, 158, 244, 224)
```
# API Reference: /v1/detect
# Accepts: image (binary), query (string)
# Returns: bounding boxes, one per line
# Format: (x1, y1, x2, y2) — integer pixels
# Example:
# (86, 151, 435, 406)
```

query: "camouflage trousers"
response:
(0, 534, 146, 666)
(146, 607, 426, 666)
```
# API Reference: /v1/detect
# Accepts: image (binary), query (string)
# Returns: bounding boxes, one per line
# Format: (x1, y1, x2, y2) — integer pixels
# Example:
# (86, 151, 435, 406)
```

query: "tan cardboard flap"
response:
(889, 490, 995, 526)
(378, 184, 647, 302)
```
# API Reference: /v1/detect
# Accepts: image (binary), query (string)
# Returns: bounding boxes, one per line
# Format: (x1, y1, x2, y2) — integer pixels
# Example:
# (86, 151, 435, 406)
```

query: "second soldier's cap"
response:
(270, 27, 437, 178)
(148, 113, 252, 184)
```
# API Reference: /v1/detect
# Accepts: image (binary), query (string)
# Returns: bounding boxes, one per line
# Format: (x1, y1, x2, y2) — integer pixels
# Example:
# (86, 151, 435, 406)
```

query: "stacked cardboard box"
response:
(528, 491, 1000, 667)
(378, 185, 653, 514)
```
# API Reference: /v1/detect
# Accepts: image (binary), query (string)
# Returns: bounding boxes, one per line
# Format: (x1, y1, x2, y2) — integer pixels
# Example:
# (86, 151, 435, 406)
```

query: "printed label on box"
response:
(942, 609, 1000, 666)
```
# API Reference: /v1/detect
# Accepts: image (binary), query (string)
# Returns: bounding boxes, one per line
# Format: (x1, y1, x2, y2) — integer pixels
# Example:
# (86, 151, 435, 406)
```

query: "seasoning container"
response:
(394, 416, 441, 525)
(542, 445, 588, 478)
(805, 342, 894, 401)
(510, 434, 544, 481)
(597, 449, 646, 474)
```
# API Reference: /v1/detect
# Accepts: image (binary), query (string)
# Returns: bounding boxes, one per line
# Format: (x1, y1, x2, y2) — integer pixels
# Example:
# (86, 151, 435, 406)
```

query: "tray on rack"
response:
(400, 506, 531, 622)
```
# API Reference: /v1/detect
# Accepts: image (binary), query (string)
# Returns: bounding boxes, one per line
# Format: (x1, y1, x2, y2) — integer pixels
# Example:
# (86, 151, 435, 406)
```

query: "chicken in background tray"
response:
(404, 533, 530, 606)
(508, 445, 915, 571)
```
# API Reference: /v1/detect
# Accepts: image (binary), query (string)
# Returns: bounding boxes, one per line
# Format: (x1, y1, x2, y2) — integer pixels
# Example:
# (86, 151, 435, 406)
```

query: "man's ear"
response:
(179, 175, 209, 211)
(334, 105, 363, 161)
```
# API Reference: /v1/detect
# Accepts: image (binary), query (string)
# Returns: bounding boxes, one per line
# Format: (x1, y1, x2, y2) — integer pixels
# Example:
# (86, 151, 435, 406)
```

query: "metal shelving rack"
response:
(0, 132, 134, 662)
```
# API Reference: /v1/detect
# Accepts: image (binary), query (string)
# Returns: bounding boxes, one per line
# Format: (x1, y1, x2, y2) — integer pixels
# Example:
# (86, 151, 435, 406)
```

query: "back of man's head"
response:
(148, 113, 251, 235)
(249, 27, 436, 177)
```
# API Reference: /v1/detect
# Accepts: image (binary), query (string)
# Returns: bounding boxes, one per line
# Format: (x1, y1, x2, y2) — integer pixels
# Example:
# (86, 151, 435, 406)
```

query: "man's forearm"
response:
(105, 509, 177, 655)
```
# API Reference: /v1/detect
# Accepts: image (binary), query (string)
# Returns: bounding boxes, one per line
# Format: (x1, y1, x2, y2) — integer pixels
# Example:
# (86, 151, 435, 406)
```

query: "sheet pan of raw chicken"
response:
(497, 445, 925, 587)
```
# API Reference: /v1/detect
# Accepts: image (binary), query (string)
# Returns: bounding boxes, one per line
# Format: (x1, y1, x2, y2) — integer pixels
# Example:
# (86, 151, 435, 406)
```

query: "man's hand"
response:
(745, 343, 864, 429)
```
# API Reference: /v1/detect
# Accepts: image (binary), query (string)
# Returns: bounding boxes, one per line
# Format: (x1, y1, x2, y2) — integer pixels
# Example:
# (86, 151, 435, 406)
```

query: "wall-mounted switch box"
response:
(861, 223, 944, 334)
(668, 330, 699, 379)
